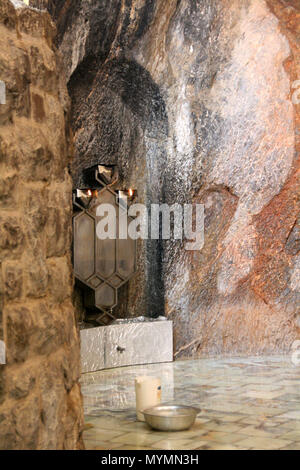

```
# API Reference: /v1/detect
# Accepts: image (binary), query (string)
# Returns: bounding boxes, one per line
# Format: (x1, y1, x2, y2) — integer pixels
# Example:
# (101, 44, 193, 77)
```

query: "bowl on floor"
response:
(142, 404, 200, 432)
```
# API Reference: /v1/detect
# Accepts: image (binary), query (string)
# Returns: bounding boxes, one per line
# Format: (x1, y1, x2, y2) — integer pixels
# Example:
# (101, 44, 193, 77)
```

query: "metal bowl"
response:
(143, 404, 200, 432)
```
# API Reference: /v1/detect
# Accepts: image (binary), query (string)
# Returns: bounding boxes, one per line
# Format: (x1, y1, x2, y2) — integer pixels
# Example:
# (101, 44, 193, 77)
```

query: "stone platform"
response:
(81, 319, 173, 373)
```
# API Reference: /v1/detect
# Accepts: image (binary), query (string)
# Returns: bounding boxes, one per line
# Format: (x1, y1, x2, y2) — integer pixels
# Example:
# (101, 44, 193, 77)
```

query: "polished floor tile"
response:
(236, 436, 293, 450)
(81, 356, 300, 450)
(154, 438, 207, 450)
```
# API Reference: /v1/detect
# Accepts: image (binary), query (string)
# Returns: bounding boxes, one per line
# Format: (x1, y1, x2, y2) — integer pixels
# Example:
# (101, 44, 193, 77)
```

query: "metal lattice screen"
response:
(73, 176, 137, 326)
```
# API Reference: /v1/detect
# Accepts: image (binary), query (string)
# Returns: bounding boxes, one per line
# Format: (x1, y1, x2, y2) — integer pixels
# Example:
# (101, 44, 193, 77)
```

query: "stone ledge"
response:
(81, 320, 173, 373)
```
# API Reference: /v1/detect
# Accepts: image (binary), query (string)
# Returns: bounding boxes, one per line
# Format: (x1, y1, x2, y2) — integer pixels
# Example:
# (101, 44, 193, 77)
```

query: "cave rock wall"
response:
(49, 0, 299, 356)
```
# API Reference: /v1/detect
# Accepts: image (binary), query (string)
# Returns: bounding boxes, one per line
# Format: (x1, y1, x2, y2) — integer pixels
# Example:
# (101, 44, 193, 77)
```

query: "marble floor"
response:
(81, 356, 300, 450)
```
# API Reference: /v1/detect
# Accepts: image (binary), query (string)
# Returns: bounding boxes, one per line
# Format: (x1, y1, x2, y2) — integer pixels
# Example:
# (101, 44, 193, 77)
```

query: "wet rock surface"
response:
(46, 0, 299, 355)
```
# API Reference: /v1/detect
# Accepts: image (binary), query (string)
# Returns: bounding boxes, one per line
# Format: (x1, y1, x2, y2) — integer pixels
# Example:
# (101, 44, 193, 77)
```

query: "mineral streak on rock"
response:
(45, 0, 299, 355)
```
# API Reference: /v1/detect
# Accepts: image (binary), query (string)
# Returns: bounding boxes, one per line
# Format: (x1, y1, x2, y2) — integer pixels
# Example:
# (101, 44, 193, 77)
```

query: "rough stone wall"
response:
(48, 0, 299, 356)
(0, 0, 83, 449)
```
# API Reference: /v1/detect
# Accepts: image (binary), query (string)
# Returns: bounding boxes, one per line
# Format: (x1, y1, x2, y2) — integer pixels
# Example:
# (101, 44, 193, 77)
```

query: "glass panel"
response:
(95, 284, 116, 308)
(74, 213, 95, 281)
(117, 236, 136, 279)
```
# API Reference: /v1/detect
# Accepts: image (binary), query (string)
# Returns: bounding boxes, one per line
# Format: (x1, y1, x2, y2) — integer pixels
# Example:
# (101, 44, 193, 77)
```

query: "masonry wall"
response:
(0, 0, 83, 450)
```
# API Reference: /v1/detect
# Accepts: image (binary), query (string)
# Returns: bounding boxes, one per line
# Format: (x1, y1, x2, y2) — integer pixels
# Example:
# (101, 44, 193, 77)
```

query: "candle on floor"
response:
(135, 376, 161, 422)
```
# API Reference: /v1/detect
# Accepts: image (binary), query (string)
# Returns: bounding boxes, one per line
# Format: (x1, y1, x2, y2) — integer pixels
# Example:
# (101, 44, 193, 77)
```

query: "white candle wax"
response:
(135, 376, 161, 422)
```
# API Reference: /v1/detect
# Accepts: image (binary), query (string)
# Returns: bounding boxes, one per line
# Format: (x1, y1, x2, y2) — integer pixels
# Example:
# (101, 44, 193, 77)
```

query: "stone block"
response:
(45, 207, 71, 258)
(7, 365, 36, 400)
(64, 383, 85, 450)
(3, 261, 23, 301)
(38, 360, 67, 449)
(47, 258, 72, 304)
(30, 302, 64, 356)
(17, 7, 55, 45)
(0, 406, 17, 449)
(7, 123, 53, 181)
(5, 306, 32, 364)
(31, 92, 45, 122)
(0, 47, 31, 125)
(0, 173, 17, 208)
(13, 395, 40, 450)
(0, 0, 17, 29)
(22, 139, 53, 182)
(29, 45, 58, 93)
(0, 216, 24, 257)
(25, 259, 48, 299)
(0, 133, 20, 169)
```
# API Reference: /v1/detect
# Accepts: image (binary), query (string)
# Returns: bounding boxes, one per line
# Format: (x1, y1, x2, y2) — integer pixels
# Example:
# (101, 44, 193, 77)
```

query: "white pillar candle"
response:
(135, 376, 161, 422)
